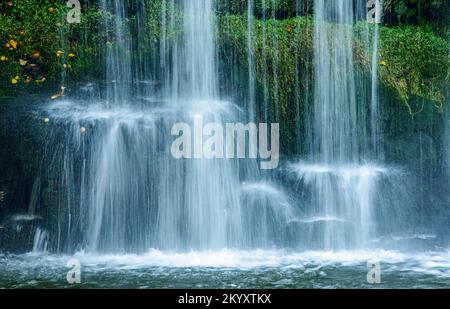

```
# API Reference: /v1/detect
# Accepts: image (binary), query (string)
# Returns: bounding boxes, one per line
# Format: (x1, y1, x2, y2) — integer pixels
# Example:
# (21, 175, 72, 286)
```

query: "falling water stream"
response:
(289, 0, 376, 250)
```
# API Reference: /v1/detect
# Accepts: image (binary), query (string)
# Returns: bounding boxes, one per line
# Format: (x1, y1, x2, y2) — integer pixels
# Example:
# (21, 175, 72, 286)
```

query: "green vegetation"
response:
(0, 0, 108, 97)
(383, 0, 449, 34)
(1, 0, 448, 116)
(219, 15, 314, 122)
(219, 15, 449, 115)
(379, 25, 449, 113)
(146, 0, 183, 44)
(216, 0, 300, 18)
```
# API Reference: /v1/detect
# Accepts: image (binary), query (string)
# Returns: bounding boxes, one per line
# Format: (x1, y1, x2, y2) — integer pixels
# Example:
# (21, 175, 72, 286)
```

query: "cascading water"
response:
(287, 0, 384, 250)
(32, 227, 48, 253)
(157, 0, 243, 250)
(101, 0, 132, 105)
(313, 0, 358, 163)
(247, 0, 255, 121)
(7, 0, 416, 257)
(25, 0, 409, 255)
(369, 0, 383, 159)
(1, 0, 449, 290)
(36, 0, 294, 253)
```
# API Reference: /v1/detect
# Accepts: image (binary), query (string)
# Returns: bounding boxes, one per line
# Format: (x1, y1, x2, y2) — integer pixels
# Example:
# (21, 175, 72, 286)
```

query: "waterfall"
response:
(158, 0, 240, 250)
(247, 0, 256, 121)
(261, 0, 270, 122)
(286, 0, 379, 250)
(270, 0, 280, 122)
(154, 0, 288, 250)
(101, 0, 132, 105)
(32, 227, 49, 253)
(26, 0, 418, 255)
(36, 0, 298, 253)
(370, 0, 383, 159)
(313, 0, 358, 163)
(175, 1, 218, 100)
(444, 39, 450, 187)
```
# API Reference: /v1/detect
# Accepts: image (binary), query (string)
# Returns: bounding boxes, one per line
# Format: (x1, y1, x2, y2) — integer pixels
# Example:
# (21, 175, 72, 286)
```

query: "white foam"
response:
(288, 162, 391, 179)
(290, 216, 346, 224)
(4, 249, 450, 279)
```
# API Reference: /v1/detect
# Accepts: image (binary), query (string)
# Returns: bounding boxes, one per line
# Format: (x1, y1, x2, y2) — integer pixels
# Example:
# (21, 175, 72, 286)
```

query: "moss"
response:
(219, 15, 449, 116)
(219, 15, 314, 118)
(379, 25, 448, 113)
(146, 0, 183, 44)
(0, 0, 109, 96)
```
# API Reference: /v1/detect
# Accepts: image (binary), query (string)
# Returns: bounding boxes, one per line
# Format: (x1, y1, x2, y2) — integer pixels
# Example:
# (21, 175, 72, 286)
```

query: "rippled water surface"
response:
(1, 250, 449, 288)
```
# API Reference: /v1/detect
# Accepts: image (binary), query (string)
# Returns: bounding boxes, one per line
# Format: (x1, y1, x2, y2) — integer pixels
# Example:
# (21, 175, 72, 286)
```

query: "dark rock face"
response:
(0, 97, 50, 253)
(0, 222, 36, 253)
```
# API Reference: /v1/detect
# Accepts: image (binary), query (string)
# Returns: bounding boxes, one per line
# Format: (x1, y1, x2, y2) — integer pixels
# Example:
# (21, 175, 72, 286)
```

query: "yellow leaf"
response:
(380, 60, 387, 66)
(19, 59, 27, 66)
(9, 40, 17, 49)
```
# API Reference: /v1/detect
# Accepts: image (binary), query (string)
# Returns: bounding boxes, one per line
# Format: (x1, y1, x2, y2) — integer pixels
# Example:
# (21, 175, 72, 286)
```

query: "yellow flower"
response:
(0, 56, 7, 61)
(19, 59, 27, 66)
(68, 53, 76, 58)
(380, 60, 387, 66)
(9, 40, 17, 49)
(44, 118, 50, 123)
(11, 77, 19, 85)
(56, 50, 64, 57)
(48, 7, 55, 13)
